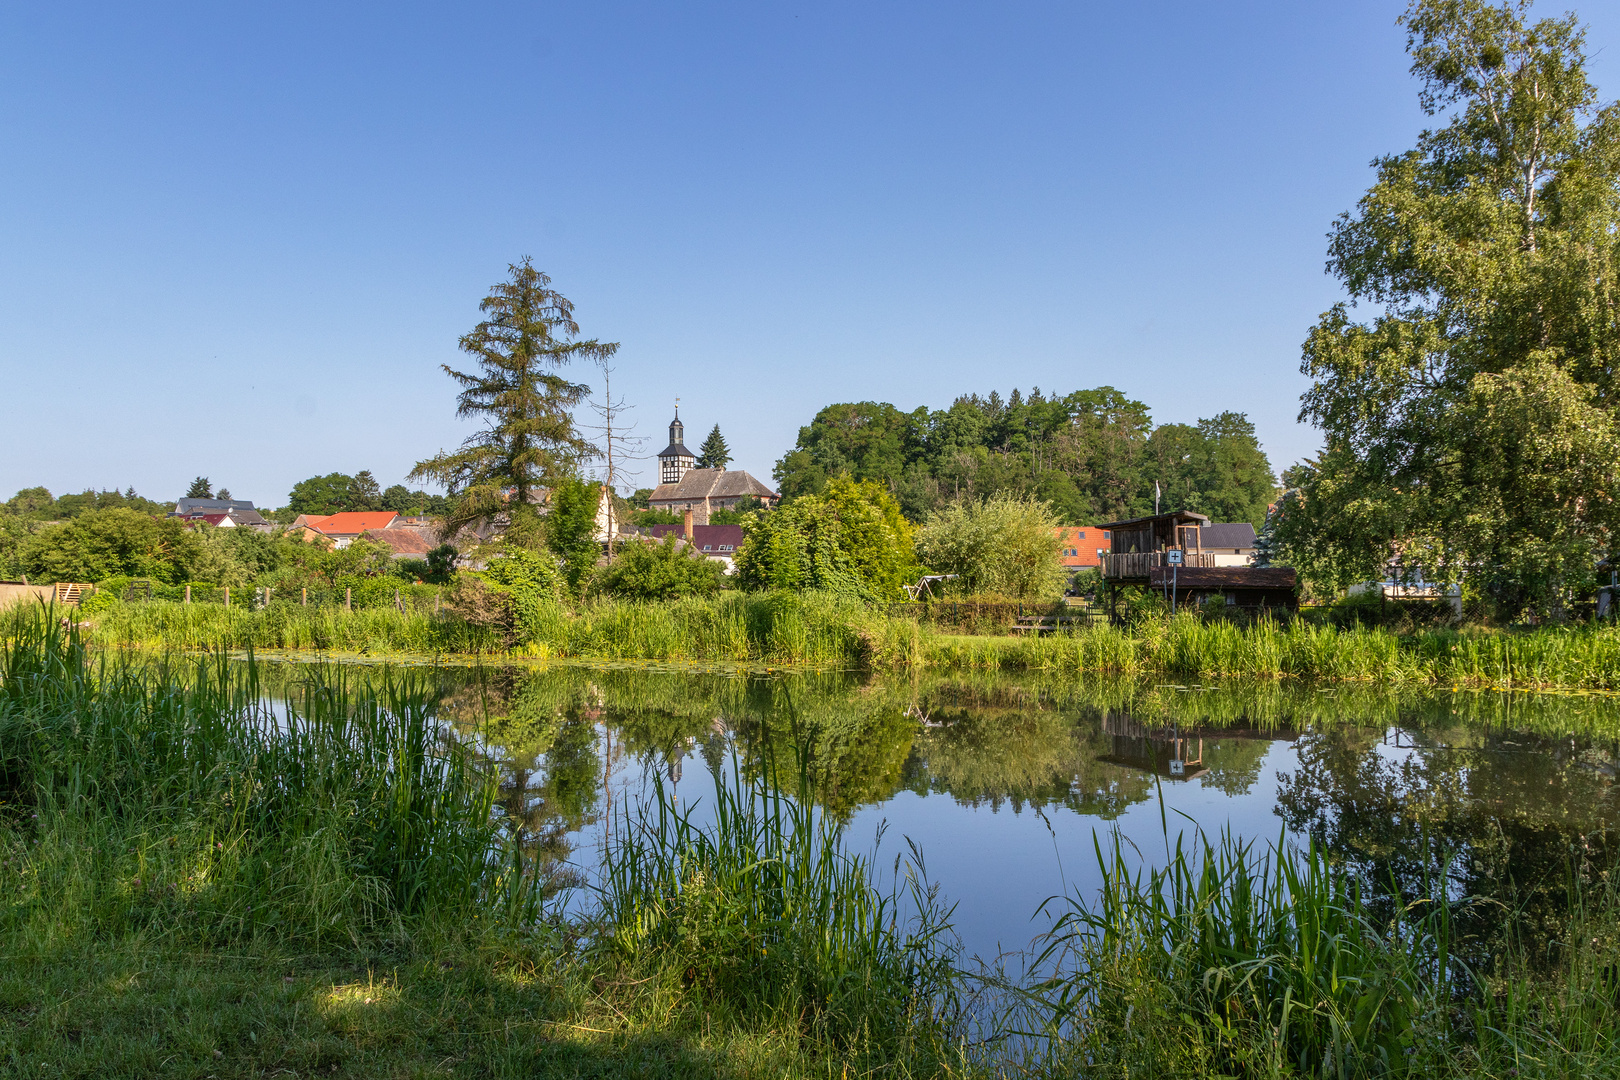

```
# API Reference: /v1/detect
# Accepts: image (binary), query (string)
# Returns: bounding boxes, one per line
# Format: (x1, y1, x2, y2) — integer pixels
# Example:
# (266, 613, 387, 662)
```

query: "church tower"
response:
(658, 406, 696, 485)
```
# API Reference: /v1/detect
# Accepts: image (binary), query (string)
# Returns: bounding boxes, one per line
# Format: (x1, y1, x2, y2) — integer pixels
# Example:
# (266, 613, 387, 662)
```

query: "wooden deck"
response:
(1101, 551, 1222, 579)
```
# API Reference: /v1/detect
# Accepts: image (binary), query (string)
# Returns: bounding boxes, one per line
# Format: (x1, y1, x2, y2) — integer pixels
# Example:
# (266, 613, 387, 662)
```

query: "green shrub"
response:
(597, 535, 726, 601)
(916, 492, 1066, 600)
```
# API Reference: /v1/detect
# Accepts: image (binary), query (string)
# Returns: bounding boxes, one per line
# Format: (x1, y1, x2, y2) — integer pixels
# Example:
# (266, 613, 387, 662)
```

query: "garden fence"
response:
(109, 579, 447, 614)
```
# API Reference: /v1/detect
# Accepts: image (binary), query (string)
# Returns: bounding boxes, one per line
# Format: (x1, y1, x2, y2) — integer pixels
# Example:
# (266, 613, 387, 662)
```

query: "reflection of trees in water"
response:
(1276, 726, 1620, 971)
(902, 705, 1154, 818)
(278, 660, 1620, 941)
(441, 668, 602, 895)
(1200, 738, 1271, 796)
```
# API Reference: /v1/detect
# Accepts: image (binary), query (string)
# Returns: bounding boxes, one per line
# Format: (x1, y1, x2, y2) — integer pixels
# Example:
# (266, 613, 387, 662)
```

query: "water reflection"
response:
(249, 661, 1620, 961)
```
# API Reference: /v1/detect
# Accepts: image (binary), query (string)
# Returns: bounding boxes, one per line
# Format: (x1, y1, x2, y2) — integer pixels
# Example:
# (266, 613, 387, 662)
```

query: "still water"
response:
(256, 660, 1620, 964)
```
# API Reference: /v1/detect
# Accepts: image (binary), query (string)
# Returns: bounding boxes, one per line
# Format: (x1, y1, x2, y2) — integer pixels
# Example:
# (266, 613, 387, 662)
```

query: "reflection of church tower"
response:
(658, 405, 696, 485)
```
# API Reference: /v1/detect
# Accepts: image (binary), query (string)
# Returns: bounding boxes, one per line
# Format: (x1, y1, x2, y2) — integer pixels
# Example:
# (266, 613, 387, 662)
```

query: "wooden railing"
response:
(1101, 551, 1220, 578)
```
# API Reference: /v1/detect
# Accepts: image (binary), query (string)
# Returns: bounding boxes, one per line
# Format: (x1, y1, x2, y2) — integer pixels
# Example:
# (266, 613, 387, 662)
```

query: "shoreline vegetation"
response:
(32, 591, 1620, 690)
(7, 614, 1620, 1077)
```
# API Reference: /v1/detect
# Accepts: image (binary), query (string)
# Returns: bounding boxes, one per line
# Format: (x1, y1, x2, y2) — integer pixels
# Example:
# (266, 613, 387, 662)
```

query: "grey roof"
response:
(648, 469, 779, 503)
(658, 442, 694, 459)
(174, 497, 256, 514)
(1200, 523, 1258, 549)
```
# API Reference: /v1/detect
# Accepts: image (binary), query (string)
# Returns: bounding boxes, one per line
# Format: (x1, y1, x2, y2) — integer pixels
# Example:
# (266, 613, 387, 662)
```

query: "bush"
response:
(916, 492, 1066, 600)
(735, 477, 920, 600)
(597, 535, 726, 601)
(18, 509, 204, 584)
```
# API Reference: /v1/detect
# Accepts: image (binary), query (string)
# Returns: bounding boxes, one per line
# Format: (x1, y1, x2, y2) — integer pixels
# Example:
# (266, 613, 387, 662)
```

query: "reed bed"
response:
(1011, 825, 1620, 1079)
(0, 618, 537, 945)
(935, 614, 1620, 689)
(600, 759, 959, 1048)
(70, 589, 927, 667)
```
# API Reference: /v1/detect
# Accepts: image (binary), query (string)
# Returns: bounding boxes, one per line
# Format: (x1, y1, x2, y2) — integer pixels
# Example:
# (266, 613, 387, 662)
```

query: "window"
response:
(720, 545, 733, 552)
(703, 545, 712, 551)
(1076, 531, 1085, 539)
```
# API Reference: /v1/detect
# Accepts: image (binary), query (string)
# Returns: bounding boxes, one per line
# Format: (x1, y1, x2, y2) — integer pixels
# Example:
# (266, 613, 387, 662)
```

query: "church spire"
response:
(658, 397, 695, 485)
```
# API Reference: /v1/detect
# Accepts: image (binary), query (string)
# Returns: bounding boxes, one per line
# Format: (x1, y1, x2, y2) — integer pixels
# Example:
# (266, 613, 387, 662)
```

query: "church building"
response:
(648, 407, 779, 524)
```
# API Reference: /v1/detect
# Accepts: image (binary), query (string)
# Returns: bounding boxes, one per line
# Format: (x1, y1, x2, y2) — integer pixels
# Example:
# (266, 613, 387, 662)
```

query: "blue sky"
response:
(4, 2, 1617, 508)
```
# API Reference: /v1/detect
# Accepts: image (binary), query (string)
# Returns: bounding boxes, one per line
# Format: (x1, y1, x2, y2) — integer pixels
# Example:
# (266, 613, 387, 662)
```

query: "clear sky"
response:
(4, 2, 1617, 508)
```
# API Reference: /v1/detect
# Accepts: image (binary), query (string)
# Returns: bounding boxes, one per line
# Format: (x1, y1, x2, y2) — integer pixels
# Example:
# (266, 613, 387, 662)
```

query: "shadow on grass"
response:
(1, 939, 793, 1079)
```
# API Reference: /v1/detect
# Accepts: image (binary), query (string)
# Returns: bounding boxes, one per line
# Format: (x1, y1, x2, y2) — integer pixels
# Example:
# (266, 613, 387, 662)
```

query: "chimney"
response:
(683, 509, 694, 540)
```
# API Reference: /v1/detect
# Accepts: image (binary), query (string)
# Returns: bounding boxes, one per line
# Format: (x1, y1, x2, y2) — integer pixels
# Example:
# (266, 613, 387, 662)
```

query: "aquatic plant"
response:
(599, 755, 959, 1048)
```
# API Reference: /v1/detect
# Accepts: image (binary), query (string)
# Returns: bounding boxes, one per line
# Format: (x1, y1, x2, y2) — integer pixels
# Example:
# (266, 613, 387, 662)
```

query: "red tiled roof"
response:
(304, 511, 399, 535)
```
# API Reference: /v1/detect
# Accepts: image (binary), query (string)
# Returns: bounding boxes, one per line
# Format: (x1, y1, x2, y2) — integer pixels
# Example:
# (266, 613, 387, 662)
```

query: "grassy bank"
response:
(935, 614, 1620, 688)
(73, 589, 926, 667)
(0, 621, 958, 1076)
(52, 591, 1620, 688)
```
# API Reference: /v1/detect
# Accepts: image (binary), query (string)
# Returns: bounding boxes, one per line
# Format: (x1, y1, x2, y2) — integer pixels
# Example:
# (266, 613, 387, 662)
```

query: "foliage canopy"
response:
(1279, 0, 1620, 614)
(735, 477, 920, 600)
(597, 534, 727, 601)
(774, 390, 1275, 526)
(916, 492, 1067, 599)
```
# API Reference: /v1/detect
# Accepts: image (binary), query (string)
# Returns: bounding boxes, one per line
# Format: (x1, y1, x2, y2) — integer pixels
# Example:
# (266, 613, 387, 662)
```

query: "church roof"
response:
(658, 441, 694, 459)
(649, 469, 778, 503)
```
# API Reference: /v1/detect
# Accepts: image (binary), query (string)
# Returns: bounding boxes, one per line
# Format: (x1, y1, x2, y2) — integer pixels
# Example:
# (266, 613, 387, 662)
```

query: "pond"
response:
(251, 659, 1620, 966)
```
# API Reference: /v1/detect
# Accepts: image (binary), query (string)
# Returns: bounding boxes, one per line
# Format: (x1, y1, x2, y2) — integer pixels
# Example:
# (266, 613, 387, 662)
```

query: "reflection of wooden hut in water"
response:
(1096, 713, 1297, 782)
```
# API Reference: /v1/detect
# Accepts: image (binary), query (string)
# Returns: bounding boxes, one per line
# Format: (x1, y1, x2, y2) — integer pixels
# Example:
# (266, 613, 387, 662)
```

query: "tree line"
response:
(773, 390, 1277, 527)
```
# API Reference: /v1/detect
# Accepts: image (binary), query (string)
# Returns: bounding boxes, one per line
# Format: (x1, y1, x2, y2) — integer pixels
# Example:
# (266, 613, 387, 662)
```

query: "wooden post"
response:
(345, 587, 351, 611)
(434, 593, 440, 614)
(184, 584, 191, 605)
(224, 586, 230, 608)
(302, 587, 307, 606)
(395, 587, 401, 613)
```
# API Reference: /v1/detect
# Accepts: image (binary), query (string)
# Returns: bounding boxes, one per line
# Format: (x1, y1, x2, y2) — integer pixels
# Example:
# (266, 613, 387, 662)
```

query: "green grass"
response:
(929, 614, 1620, 689)
(601, 758, 959, 1051)
(74, 590, 926, 668)
(0, 615, 962, 1076)
(59, 592, 1620, 689)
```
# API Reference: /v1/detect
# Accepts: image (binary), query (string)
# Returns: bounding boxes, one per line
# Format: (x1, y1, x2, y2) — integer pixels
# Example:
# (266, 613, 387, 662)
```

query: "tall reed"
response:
(599, 755, 959, 1048)
(1027, 825, 1462, 1078)
(0, 617, 539, 944)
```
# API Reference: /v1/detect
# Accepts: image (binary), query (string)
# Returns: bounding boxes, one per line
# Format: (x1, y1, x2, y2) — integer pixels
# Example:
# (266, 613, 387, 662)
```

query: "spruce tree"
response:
(185, 477, 212, 499)
(697, 424, 731, 470)
(410, 259, 616, 540)
(349, 470, 383, 511)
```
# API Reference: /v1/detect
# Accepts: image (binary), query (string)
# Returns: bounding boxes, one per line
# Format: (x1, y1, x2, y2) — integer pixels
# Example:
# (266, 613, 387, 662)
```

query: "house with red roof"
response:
(1055, 526, 1112, 570)
(290, 511, 403, 548)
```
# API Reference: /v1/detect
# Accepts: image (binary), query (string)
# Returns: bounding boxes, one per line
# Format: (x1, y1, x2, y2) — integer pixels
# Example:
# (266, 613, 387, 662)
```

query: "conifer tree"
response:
(696, 424, 731, 470)
(185, 477, 212, 499)
(410, 259, 615, 540)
